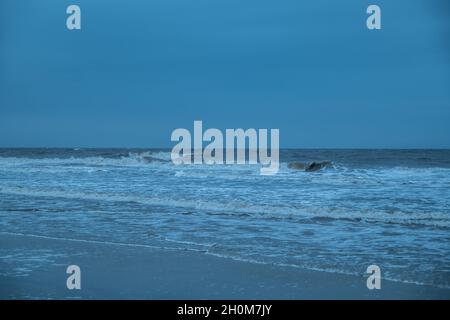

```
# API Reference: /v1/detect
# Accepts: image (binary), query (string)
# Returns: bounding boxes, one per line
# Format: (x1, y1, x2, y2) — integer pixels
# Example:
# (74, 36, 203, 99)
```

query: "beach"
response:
(1, 232, 449, 299)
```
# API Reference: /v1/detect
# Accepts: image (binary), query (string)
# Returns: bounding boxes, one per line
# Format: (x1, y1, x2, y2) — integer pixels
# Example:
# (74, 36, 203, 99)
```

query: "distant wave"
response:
(0, 151, 172, 168)
(2, 150, 450, 170)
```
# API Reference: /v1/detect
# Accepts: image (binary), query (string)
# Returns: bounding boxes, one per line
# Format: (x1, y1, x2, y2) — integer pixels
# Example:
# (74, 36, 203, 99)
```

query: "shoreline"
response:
(1, 233, 449, 299)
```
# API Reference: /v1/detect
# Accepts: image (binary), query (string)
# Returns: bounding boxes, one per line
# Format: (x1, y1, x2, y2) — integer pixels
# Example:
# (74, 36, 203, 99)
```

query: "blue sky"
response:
(1, 0, 449, 148)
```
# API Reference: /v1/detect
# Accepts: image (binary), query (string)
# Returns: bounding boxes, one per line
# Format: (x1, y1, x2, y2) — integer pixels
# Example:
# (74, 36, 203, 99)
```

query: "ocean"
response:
(0, 148, 449, 289)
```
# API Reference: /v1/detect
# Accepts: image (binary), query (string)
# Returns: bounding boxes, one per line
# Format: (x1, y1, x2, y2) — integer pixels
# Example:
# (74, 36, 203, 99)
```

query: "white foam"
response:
(1, 185, 448, 228)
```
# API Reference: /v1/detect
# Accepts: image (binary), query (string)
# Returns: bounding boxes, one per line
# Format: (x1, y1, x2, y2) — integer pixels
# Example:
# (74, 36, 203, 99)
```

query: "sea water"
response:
(0, 149, 449, 288)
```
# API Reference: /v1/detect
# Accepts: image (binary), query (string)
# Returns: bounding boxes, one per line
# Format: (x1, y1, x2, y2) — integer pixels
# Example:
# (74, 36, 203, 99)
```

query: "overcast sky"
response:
(1, 0, 449, 148)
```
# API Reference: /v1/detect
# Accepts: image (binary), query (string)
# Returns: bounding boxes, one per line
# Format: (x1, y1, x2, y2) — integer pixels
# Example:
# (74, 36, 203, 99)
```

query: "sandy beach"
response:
(1, 233, 448, 300)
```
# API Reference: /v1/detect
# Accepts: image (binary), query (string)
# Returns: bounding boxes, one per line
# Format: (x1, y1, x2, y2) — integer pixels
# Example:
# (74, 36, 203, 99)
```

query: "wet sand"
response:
(1, 233, 449, 299)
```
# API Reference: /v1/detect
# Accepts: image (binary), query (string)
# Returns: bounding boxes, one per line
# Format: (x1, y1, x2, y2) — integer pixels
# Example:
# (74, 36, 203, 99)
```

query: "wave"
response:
(1, 148, 450, 169)
(0, 151, 172, 168)
(1, 186, 448, 228)
(2, 150, 450, 173)
(1, 149, 450, 172)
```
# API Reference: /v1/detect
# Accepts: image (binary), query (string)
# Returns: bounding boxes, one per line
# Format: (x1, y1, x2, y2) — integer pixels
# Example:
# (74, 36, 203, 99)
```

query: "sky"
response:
(0, 0, 449, 148)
